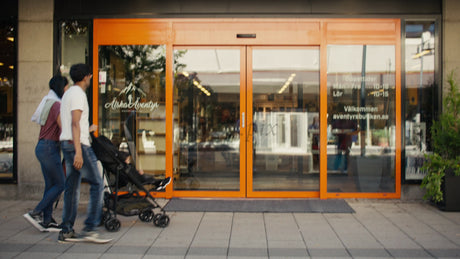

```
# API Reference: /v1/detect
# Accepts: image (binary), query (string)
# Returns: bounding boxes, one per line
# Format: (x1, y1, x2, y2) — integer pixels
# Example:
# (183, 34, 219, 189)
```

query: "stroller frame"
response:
(92, 132, 170, 232)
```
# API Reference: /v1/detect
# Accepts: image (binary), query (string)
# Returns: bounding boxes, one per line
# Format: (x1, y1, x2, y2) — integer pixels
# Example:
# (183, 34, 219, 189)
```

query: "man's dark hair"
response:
(69, 63, 91, 83)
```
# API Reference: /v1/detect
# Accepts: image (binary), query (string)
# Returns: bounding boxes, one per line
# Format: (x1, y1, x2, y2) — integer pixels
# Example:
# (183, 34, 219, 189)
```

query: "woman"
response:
(24, 74, 69, 232)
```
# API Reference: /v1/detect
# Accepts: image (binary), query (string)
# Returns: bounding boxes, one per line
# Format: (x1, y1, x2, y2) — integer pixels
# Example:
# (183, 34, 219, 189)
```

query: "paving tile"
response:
(186, 255, 227, 259)
(187, 246, 228, 257)
(265, 213, 304, 241)
(308, 247, 351, 257)
(0, 252, 21, 258)
(65, 242, 112, 254)
(104, 245, 150, 255)
(100, 254, 143, 259)
(352, 203, 422, 250)
(145, 246, 188, 256)
(295, 213, 344, 249)
(0, 242, 31, 253)
(191, 239, 229, 247)
(13, 251, 61, 259)
(228, 247, 268, 257)
(268, 246, 309, 257)
(347, 248, 391, 257)
(143, 256, 183, 259)
(57, 253, 102, 259)
(230, 213, 266, 246)
(26, 243, 70, 253)
(426, 248, 460, 258)
(386, 248, 432, 258)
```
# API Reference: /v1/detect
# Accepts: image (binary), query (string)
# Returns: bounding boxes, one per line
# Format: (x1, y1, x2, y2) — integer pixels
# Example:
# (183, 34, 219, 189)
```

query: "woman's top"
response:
(38, 101, 61, 141)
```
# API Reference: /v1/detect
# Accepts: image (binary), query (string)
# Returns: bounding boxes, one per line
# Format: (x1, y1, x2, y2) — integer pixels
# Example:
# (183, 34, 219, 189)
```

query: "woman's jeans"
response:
(61, 141, 103, 233)
(34, 139, 65, 224)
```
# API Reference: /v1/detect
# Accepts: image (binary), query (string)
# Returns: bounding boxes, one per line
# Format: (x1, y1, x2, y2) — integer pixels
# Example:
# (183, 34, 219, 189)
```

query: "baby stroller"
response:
(91, 132, 170, 232)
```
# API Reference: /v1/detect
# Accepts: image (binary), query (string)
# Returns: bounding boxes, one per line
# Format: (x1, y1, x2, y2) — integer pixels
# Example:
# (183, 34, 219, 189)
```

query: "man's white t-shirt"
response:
(59, 85, 91, 146)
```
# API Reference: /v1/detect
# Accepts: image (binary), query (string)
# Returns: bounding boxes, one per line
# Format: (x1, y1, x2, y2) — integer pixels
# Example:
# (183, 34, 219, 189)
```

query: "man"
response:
(58, 63, 110, 243)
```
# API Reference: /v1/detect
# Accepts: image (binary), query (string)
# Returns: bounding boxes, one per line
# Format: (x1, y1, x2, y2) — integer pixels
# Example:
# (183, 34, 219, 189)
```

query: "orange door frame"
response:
(92, 18, 401, 199)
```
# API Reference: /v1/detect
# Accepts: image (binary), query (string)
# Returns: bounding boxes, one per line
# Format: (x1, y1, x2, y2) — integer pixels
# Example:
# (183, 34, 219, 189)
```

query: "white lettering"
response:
(343, 106, 379, 113)
(332, 113, 389, 120)
(344, 75, 377, 83)
(104, 83, 158, 112)
(104, 98, 159, 112)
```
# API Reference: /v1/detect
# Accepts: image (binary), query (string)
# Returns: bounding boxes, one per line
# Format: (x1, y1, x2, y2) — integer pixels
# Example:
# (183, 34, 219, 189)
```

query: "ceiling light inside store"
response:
(278, 73, 296, 94)
(412, 49, 432, 59)
(193, 80, 211, 96)
(0, 62, 3, 66)
(7, 37, 14, 42)
(9, 66, 13, 69)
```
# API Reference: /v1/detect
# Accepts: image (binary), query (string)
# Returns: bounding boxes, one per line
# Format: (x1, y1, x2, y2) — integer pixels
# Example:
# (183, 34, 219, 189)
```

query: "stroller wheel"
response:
(153, 214, 170, 228)
(102, 210, 112, 223)
(105, 218, 121, 232)
(139, 208, 154, 222)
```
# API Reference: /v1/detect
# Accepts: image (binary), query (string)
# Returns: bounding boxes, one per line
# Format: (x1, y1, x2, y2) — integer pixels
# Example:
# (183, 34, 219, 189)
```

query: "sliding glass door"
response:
(172, 46, 321, 197)
(250, 47, 320, 194)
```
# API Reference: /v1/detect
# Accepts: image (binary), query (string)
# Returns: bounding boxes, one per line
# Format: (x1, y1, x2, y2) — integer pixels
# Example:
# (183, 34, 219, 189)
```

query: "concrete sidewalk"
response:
(1, 198, 460, 258)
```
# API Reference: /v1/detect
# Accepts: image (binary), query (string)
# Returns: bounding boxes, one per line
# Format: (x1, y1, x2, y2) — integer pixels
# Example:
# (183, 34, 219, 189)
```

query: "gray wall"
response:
(443, 0, 460, 91)
(2, 0, 54, 199)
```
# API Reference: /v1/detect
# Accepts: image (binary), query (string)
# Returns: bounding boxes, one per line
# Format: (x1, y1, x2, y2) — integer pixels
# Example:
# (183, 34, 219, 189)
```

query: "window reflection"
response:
(252, 48, 320, 192)
(59, 20, 90, 81)
(0, 21, 15, 181)
(327, 45, 396, 193)
(173, 48, 241, 191)
(404, 21, 436, 181)
(98, 45, 167, 180)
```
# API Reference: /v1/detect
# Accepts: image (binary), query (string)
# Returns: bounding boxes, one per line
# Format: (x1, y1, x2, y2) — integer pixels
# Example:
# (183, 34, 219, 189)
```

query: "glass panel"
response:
(59, 21, 90, 80)
(0, 21, 15, 181)
(98, 45, 167, 181)
(174, 48, 241, 191)
(252, 48, 320, 191)
(404, 21, 436, 181)
(327, 45, 396, 193)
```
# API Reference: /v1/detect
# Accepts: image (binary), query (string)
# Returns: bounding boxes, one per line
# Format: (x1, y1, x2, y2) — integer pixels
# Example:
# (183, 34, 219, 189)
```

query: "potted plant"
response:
(421, 71, 460, 211)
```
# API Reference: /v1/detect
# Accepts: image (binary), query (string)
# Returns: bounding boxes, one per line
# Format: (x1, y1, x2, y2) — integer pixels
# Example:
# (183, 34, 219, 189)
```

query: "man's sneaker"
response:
(40, 221, 61, 232)
(79, 230, 112, 244)
(156, 177, 171, 190)
(23, 211, 45, 232)
(58, 230, 80, 243)
(48, 218, 60, 228)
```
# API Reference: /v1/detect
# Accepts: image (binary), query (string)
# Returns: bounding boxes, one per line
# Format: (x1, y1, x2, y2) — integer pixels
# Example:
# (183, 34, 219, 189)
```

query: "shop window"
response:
(58, 20, 90, 80)
(327, 45, 396, 193)
(0, 21, 16, 182)
(404, 21, 437, 181)
(97, 45, 167, 180)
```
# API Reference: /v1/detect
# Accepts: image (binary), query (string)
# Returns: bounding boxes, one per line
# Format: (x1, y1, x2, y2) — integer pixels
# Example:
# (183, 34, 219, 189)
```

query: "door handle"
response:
(242, 112, 245, 128)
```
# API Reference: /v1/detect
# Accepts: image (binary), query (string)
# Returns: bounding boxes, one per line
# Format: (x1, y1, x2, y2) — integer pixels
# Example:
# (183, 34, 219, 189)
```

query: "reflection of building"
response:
(1, 0, 459, 200)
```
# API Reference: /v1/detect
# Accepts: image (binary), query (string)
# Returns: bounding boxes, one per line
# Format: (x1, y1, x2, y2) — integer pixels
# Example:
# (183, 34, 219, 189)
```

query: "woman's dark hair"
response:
(49, 75, 68, 98)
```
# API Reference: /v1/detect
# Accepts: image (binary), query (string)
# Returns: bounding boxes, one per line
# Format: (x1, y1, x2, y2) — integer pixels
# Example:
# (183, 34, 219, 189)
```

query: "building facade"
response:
(1, 0, 459, 200)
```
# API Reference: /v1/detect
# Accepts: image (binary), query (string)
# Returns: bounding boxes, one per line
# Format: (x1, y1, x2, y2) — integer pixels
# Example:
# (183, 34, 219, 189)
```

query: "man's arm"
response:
(56, 114, 61, 128)
(71, 109, 83, 170)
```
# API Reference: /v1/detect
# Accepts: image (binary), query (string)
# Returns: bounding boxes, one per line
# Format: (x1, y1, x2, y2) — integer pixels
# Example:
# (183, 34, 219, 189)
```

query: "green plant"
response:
(421, 71, 460, 202)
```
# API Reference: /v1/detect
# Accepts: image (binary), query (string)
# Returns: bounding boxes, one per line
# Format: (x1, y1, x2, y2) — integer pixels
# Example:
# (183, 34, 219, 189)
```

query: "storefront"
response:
(3, 0, 450, 200)
(92, 18, 401, 199)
